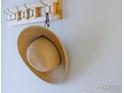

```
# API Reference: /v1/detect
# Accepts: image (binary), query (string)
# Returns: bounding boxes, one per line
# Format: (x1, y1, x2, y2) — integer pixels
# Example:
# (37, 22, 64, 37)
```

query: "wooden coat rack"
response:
(4, 0, 62, 26)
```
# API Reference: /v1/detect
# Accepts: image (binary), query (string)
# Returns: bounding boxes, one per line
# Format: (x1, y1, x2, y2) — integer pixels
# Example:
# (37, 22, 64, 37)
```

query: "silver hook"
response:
(7, 8, 17, 20)
(15, 6, 22, 11)
(6, 8, 16, 14)
(40, 0, 52, 15)
(24, 3, 30, 9)
(15, 6, 22, 21)
(3, 9, 15, 21)
(24, 3, 34, 18)
(40, 0, 49, 6)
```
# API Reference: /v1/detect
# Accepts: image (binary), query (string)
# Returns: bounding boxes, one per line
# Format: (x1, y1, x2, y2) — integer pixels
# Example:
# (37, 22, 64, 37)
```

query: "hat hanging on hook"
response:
(17, 26, 69, 84)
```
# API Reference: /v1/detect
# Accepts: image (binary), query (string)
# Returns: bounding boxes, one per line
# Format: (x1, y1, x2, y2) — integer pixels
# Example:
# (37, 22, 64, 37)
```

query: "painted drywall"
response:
(2, 0, 121, 93)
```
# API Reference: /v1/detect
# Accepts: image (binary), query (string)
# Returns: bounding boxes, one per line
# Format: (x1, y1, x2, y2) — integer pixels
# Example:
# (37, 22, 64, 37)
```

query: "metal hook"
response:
(40, 0, 49, 6)
(15, 6, 22, 21)
(3, 9, 15, 21)
(15, 6, 22, 11)
(24, 3, 34, 17)
(6, 8, 15, 14)
(40, 0, 52, 15)
(24, 3, 30, 9)
(39, 0, 52, 28)
(7, 8, 17, 20)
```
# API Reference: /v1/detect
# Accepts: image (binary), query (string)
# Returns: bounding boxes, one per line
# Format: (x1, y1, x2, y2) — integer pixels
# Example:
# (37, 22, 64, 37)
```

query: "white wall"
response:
(2, 0, 121, 93)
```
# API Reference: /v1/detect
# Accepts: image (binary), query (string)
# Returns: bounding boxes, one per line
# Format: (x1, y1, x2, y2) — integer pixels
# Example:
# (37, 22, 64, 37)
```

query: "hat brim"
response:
(17, 26, 68, 84)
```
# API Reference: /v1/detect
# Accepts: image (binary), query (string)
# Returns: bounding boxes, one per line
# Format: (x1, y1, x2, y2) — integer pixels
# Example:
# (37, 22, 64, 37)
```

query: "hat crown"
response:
(26, 36, 60, 72)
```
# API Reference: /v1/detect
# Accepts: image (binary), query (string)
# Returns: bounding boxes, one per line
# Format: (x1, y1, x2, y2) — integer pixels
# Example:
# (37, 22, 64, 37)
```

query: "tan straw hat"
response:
(17, 26, 68, 84)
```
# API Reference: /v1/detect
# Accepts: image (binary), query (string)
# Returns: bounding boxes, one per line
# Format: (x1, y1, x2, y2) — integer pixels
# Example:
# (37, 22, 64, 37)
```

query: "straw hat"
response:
(17, 26, 68, 84)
